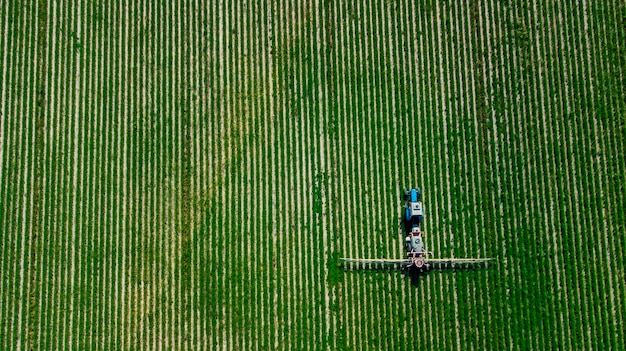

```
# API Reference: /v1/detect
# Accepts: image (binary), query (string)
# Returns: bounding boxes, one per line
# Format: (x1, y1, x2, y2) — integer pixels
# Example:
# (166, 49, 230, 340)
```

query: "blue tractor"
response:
(404, 188, 424, 230)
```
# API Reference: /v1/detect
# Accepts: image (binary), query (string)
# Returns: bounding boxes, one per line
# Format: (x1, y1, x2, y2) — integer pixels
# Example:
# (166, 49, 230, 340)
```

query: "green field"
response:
(1, 1, 625, 349)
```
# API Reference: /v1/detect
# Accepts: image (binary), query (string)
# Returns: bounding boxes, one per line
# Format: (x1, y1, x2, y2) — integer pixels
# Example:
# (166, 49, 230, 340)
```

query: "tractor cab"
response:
(405, 227, 424, 257)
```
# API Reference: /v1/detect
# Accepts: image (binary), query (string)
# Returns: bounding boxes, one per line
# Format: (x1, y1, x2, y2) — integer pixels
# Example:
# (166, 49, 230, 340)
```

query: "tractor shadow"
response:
(342, 264, 428, 287)
(342, 264, 491, 287)
(404, 267, 428, 287)
(407, 265, 492, 287)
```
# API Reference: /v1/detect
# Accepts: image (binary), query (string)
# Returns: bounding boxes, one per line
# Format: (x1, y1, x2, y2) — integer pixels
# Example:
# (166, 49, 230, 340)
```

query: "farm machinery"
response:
(341, 188, 493, 271)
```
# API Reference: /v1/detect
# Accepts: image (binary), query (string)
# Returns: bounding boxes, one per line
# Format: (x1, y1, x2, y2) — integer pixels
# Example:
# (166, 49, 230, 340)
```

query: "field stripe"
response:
(0, 0, 9, 203)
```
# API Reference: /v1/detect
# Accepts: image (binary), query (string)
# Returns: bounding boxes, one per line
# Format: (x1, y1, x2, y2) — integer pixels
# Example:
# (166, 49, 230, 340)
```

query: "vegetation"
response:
(1, 0, 624, 350)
